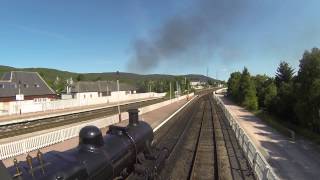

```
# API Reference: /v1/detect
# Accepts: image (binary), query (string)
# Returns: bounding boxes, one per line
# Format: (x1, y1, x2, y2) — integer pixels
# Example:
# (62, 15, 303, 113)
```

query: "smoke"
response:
(128, 0, 248, 72)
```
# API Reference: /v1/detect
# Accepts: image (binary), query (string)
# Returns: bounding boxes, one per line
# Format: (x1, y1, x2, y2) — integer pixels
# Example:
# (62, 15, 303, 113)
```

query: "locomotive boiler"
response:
(0, 109, 168, 180)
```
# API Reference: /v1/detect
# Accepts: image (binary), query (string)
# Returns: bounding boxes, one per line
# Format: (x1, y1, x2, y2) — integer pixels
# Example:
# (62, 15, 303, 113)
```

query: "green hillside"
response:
(0, 65, 221, 93)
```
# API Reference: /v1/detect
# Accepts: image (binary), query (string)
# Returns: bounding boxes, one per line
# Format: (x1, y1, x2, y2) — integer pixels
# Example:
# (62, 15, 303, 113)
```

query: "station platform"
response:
(217, 94, 320, 180)
(2, 97, 192, 167)
(0, 97, 159, 125)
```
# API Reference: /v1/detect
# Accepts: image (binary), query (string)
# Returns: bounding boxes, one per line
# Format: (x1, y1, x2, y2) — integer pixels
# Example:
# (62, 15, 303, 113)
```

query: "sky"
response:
(0, 0, 320, 80)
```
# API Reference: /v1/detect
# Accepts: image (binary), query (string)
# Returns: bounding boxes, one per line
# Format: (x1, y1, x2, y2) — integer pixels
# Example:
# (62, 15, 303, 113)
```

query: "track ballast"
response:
(153, 92, 254, 180)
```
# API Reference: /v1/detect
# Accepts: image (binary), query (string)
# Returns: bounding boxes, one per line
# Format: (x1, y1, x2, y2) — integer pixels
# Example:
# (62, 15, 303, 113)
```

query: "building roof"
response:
(0, 71, 56, 98)
(70, 81, 136, 93)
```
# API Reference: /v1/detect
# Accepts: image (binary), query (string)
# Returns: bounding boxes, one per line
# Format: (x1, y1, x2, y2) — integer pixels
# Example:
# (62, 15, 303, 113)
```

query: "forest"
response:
(227, 48, 320, 134)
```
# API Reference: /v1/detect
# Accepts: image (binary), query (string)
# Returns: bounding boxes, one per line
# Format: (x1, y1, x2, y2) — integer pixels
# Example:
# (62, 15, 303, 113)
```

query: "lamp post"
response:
(17, 81, 22, 115)
(185, 77, 189, 100)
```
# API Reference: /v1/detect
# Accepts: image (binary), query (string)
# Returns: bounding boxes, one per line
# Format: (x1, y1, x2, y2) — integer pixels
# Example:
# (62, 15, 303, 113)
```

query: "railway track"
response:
(0, 98, 166, 139)
(153, 92, 254, 180)
(189, 99, 217, 179)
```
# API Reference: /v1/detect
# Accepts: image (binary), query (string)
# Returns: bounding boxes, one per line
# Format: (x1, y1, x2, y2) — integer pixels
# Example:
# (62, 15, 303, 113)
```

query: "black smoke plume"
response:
(127, 0, 247, 72)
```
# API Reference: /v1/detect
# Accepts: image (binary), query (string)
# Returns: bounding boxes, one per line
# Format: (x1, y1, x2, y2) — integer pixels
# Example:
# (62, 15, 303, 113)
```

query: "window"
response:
(34, 98, 48, 103)
(0, 84, 4, 88)
(34, 84, 40, 88)
(24, 84, 29, 88)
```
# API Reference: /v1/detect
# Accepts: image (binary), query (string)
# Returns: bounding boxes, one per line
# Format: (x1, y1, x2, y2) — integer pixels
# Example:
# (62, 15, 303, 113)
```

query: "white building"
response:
(65, 81, 137, 100)
(190, 81, 207, 89)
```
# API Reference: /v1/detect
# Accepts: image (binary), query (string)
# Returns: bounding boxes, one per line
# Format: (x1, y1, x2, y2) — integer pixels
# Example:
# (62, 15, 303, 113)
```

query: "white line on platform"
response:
(153, 95, 198, 132)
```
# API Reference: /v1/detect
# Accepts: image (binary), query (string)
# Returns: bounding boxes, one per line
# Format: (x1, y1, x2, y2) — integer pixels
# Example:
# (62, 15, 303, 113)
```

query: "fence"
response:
(0, 92, 166, 116)
(0, 93, 193, 160)
(212, 92, 278, 180)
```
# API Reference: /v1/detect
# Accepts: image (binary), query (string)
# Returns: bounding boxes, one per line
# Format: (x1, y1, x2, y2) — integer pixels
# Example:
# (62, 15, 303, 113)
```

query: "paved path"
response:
(218, 94, 320, 180)
(2, 98, 189, 167)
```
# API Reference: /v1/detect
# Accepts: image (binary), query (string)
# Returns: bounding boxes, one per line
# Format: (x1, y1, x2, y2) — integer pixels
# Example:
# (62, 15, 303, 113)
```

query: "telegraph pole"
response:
(185, 77, 189, 100)
(176, 81, 178, 97)
(117, 79, 121, 122)
(184, 77, 186, 94)
(169, 82, 172, 100)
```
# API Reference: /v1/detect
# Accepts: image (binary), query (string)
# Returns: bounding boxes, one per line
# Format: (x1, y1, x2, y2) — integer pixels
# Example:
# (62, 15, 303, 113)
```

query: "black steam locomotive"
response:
(0, 109, 168, 180)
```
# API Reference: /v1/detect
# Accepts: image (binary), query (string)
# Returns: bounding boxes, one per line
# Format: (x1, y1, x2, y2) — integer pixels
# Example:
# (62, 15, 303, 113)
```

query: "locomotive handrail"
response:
(122, 127, 138, 164)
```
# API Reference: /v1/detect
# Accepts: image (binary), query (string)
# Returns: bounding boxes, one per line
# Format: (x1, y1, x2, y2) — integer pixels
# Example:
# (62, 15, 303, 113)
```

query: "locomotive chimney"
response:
(128, 109, 139, 126)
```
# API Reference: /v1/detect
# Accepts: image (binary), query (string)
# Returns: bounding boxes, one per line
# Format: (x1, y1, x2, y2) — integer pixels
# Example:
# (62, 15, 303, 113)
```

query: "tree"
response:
(295, 48, 320, 132)
(263, 82, 277, 111)
(226, 47, 320, 134)
(239, 67, 258, 110)
(253, 74, 269, 107)
(53, 76, 65, 94)
(227, 72, 241, 102)
(243, 91, 258, 110)
(39, 72, 45, 78)
(76, 74, 85, 81)
(273, 61, 296, 120)
(275, 61, 295, 87)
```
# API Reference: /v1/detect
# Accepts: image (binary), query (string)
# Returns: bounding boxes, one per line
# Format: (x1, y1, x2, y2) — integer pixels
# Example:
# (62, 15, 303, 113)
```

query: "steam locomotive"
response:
(0, 109, 168, 180)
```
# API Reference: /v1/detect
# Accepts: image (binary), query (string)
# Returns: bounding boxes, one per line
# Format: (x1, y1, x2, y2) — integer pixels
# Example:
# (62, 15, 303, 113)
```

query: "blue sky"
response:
(0, 0, 320, 80)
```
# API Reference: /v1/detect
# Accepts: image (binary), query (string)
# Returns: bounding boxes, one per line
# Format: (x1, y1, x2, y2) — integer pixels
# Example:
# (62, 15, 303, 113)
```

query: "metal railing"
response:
(213, 93, 279, 180)
(0, 93, 194, 160)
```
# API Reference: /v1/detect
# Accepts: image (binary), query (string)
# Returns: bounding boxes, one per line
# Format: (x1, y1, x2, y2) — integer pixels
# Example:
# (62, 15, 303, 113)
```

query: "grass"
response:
(254, 110, 320, 145)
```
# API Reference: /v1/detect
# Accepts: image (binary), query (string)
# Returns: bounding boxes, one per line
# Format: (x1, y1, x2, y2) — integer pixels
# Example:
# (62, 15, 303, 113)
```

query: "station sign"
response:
(16, 94, 24, 101)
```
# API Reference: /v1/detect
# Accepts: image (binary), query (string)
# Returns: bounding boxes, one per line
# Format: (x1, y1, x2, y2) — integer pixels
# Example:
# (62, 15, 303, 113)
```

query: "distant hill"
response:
(0, 65, 219, 82)
(0, 65, 221, 92)
(185, 74, 216, 82)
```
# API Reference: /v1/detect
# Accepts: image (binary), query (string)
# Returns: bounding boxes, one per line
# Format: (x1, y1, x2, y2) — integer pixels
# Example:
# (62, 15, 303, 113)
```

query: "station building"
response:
(0, 71, 57, 102)
(65, 81, 137, 100)
(190, 81, 207, 89)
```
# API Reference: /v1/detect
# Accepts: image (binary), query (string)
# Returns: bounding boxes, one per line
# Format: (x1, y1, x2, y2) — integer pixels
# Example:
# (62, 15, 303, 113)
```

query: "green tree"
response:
(227, 72, 241, 102)
(76, 74, 85, 81)
(263, 82, 277, 111)
(273, 61, 296, 120)
(53, 76, 65, 94)
(239, 67, 258, 110)
(253, 74, 269, 107)
(275, 61, 295, 87)
(295, 48, 320, 132)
